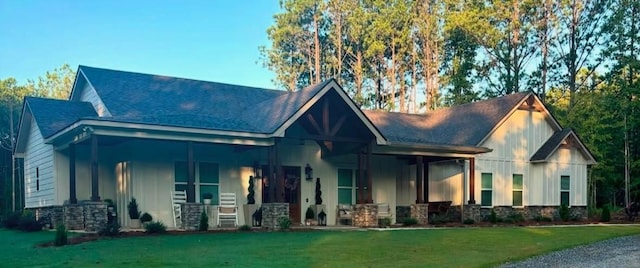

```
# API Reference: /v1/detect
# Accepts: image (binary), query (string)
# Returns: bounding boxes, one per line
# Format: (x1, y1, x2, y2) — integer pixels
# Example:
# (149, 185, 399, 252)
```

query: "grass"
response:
(1, 225, 639, 267)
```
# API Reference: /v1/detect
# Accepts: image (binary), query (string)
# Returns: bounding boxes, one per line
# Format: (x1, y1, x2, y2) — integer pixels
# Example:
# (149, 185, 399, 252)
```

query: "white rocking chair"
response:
(171, 190, 187, 228)
(217, 193, 238, 227)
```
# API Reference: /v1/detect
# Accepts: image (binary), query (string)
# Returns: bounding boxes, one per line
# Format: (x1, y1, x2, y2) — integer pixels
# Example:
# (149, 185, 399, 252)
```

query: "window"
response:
(560, 176, 570, 206)
(512, 174, 523, 207)
(481, 173, 492, 207)
(174, 162, 220, 205)
(337, 169, 353, 205)
(199, 163, 220, 205)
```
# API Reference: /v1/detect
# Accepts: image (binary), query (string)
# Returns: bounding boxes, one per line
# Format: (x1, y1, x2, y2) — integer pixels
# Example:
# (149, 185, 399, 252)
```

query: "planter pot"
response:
(243, 204, 259, 226)
(130, 219, 141, 229)
(203, 199, 212, 205)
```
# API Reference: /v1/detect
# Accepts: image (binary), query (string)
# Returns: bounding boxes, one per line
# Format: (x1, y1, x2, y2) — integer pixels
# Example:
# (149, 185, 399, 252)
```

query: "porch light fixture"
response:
(305, 163, 313, 181)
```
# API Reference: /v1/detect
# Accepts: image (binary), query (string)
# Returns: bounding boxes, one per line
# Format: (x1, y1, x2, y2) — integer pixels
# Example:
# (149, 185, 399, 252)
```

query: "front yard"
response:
(2, 225, 639, 267)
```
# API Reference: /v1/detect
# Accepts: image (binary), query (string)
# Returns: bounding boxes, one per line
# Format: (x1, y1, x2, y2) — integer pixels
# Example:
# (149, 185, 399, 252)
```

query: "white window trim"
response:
(174, 161, 220, 204)
(512, 174, 524, 208)
(481, 173, 493, 208)
(560, 175, 570, 207)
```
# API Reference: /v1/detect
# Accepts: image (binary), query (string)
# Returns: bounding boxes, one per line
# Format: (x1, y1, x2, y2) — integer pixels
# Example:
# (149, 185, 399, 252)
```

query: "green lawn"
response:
(2, 225, 639, 267)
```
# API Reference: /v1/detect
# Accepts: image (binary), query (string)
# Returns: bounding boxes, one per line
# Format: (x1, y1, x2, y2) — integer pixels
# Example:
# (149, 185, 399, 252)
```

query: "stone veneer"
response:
(29, 205, 64, 229)
(479, 206, 588, 221)
(180, 203, 205, 230)
(396, 205, 411, 224)
(262, 203, 289, 229)
(353, 204, 378, 227)
(83, 202, 108, 232)
(410, 204, 429, 225)
(63, 204, 85, 230)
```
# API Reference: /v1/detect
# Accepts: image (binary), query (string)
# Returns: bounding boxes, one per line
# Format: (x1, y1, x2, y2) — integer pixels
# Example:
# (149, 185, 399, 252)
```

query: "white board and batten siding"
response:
(475, 109, 588, 207)
(79, 82, 110, 117)
(24, 119, 55, 208)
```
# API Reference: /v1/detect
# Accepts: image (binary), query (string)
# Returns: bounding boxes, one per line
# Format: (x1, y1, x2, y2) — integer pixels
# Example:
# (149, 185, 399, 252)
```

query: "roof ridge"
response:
(79, 65, 284, 93)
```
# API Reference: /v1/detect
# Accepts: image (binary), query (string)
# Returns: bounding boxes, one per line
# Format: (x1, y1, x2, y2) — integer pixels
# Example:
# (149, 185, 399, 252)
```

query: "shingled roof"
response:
(530, 128, 596, 163)
(25, 97, 97, 138)
(76, 66, 336, 134)
(364, 92, 530, 146)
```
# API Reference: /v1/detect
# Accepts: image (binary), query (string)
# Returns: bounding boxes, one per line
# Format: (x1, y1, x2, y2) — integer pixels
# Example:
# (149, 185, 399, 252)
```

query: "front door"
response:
(283, 166, 301, 224)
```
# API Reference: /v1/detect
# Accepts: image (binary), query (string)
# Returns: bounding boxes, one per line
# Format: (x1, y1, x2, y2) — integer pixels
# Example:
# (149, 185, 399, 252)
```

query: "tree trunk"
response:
(314, 12, 321, 84)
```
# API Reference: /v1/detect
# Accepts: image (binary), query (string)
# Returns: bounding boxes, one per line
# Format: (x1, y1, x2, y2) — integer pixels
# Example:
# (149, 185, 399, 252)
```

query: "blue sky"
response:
(0, 1, 281, 89)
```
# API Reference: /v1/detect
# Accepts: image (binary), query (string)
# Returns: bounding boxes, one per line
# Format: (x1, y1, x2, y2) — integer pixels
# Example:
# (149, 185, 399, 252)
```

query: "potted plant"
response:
(128, 198, 141, 229)
(305, 207, 316, 226)
(140, 212, 153, 224)
(243, 176, 260, 226)
(312, 178, 326, 221)
(202, 193, 213, 205)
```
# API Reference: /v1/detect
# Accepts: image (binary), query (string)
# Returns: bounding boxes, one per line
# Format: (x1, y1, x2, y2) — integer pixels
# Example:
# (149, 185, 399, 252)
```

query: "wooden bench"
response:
(428, 201, 452, 216)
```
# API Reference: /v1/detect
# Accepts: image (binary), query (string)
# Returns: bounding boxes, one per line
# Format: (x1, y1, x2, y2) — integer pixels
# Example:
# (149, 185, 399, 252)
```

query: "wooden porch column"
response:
(423, 163, 429, 203)
(267, 146, 274, 203)
(366, 142, 373, 203)
(69, 143, 77, 204)
(357, 151, 364, 204)
(187, 141, 195, 203)
(416, 156, 424, 204)
(274, 140, 284, 202)
(468, 158, 476, 204)
(90, 135, 100, 201)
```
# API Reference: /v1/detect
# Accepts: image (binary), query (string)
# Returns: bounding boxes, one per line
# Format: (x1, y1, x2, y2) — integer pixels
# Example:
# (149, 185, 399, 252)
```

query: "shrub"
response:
(379, 217, 392, 227)
(315, 178, 323, 205)
(534, 215, 553, 222)
(247, 176, 255, 204)
(489, 209, 498, 224)
(199, 210, 209, 231)
(238, 225, 251, 231)
(140, 212, 153, 223)
(403, 217, 419, 226)
(202, 192, 213, 200)
(128, 198, 141, 219)
(463, 218, 475, 224)
(601, 205, 611, 222)
(54, 224, 68, 246)
(305, 207, 315, 220)
(507, 213, 525, 223)
(277, 216, 291, 230)
(98, 221, 121, 237)
(3, 212, 21, 229)
(559, 204, 570, 221)
(144, 221, 167, 234)
(19, 212, 43, 232)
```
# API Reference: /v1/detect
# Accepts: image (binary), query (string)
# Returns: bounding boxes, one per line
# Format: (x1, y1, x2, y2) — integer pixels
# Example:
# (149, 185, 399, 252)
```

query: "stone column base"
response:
(462, 204, 481, 223)
(353, 204, 378, 227)
(83, 202, 108, 232)
(63, 204, 84, 230)
(410, 204, 429, 225)
(262, 203, 289, 229)
(181, 203, 205, 230)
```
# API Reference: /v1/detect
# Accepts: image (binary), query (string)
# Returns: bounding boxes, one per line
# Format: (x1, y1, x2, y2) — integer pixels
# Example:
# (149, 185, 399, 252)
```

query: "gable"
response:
(530, 129, 596, 164)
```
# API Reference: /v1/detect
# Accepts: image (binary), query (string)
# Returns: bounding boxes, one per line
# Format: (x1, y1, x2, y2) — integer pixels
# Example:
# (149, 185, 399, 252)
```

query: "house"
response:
(14, 66, 596, 231)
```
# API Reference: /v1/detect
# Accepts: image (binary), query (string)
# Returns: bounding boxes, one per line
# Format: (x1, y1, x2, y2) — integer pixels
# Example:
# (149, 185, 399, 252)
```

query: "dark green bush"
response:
(2, 212, 22, 229)
(238, 225, 251, 231)
(54, 224, 68, 246)
(128, 198, 141, 219)
(140, 212, 153, 223)
(507, 213, 525, 223)
(19, 212, 43, 232)
(601, 205, 611, 222)
(277, 216, 291, 230)
(305, 207, 315, 220)
(489, 209, 498, 224)
(198, 210, 209, 231)
(534, 215, 553, 222)
(98, 222, 121, 236)
(463, 218, 475, 224)
(559, 204, 570, 221)
(379, 217, 392, 227)
(403, 217, 419, 226)
(144, 221, 167, 234)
